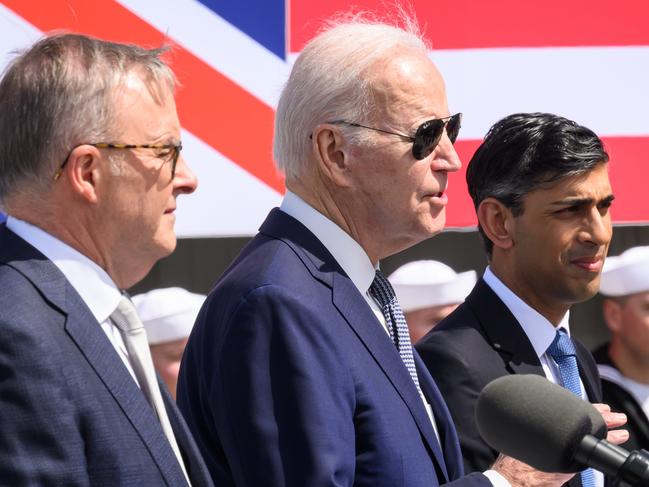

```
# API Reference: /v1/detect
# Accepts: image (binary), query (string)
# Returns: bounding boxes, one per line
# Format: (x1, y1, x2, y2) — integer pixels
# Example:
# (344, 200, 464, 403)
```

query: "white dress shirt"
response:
(483, 266, 604, 487)
(6, 216, 140, 385)
(279, 192, 509, 487)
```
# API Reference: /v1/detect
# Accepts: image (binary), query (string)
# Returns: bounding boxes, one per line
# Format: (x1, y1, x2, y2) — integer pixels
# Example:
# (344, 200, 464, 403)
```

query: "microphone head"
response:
(476, 374, 607, 473)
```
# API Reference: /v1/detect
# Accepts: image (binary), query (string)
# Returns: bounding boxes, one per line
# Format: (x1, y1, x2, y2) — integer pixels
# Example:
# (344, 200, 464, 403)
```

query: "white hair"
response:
(273, 12, 429, 180)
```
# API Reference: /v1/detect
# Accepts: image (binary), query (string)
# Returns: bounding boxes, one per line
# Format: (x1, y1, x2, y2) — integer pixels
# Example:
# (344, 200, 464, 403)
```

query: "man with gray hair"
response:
(0, 33, 211, 485)
(179, 15, 580, 487)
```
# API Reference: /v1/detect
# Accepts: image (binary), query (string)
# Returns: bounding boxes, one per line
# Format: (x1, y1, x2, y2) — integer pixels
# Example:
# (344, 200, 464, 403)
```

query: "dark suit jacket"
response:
(0, 224, 213, 487)
(178, 209, 489, 487)
(416, 278, 602, 487)
(593, 344, 649, 452)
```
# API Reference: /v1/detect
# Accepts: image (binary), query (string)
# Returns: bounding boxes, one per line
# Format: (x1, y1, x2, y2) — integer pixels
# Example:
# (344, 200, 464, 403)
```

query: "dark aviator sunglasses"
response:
(329, 113, 462, 160)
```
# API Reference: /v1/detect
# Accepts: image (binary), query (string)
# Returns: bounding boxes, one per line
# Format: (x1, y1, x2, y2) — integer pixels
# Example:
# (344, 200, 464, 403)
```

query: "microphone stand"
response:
(576, 436, 649, 486)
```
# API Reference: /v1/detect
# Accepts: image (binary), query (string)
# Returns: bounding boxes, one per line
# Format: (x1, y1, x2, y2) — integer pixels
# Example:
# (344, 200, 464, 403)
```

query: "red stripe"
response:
(5, 0, 284, 193)
(290, 0, 649, 52)
(606, 136, 649, 224)
(5, 2, 649, 227)
(445, 136, 649, 228)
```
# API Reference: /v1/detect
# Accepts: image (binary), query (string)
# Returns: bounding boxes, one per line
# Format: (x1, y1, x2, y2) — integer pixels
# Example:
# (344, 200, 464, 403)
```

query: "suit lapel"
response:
(470, 278, 601, 404)
(466, 279, 545, 377)
(161, 383, 212, 487)
(260, 209, 449, 481)
(331, 272, 449, 482)
(574, 341, 602, 402)
(2, 227, 187, 486)
(63, 300, 187, 486)
(413, 352, 458, 481)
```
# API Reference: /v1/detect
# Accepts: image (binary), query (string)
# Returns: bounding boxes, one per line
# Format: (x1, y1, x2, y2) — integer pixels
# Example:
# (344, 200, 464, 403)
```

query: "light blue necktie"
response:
(369, 270, 421, 393)
(547, 329, 596, 487)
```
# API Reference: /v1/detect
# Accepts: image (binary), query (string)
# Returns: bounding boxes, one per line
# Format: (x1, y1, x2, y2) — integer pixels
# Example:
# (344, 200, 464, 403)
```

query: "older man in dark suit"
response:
(417, 113, 628, 487)
(0, 33, 211, 486)
(177, 15, 588, 487)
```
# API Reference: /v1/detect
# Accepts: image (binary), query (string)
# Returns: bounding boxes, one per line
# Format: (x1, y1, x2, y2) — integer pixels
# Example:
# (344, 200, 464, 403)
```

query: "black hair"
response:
(466, 112, 609, 256)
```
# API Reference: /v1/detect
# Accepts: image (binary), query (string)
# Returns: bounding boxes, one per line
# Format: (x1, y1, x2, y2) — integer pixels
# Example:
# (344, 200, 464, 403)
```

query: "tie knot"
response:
(368, 270, 396, 308)
(547, 328, 576, 359)
(111, 295, 144, 332)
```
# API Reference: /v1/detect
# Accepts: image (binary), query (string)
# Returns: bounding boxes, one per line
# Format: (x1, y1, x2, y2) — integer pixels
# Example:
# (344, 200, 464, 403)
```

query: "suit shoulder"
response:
(219, 233, 321, 290)
(416, 302, 496, 371)
(418, 303, 485, 347)
(0, 261, 54, 317)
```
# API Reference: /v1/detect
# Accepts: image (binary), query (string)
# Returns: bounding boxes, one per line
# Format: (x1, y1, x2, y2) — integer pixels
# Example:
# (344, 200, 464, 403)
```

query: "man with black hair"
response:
(417, 112, 627, 487)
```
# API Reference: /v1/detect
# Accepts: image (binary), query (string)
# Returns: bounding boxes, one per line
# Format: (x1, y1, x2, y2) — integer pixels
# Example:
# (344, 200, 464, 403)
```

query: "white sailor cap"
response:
(388, 260, 477, 313)
(132, 287, 206, 345)
(600, 246, 649, 297)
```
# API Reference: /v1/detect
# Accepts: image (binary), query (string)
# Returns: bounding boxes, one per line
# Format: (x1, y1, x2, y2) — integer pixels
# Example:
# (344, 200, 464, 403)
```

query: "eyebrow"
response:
(550, 194, 615, 207)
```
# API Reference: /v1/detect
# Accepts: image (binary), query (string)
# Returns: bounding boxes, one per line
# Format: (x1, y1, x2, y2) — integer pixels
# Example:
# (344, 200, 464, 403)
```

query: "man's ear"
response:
(477, 197, 515, 250)
(602, 299, 622, 332)
(64, 145, 103, 204)
(312, 125, 353, 187)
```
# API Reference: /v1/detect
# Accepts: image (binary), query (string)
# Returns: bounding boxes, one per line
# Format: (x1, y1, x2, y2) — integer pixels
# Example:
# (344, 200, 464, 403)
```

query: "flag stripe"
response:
(118, 0, 289, 108)
(4, 0, 283, 193)
(290, 0, 649, 53)
(2, 1, 648, 235)
(195, 0, 286, 60)
(432, 46, 649, 139)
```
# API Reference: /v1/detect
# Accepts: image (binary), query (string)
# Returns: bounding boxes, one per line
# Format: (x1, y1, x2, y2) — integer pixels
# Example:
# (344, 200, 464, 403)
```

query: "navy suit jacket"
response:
(416, 278, 603, 487)
(0, 224, 213, 486)
(178, 209, 489, 487)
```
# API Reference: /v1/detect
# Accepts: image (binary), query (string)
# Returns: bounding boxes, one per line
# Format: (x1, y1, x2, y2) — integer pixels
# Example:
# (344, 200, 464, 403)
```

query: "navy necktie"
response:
(369, 270, 421, 393)
(547, 329, 596, 487)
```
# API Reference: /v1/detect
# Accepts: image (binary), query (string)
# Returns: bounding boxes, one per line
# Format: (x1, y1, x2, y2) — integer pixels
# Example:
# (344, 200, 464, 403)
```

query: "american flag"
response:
(1, 0, 647, 237)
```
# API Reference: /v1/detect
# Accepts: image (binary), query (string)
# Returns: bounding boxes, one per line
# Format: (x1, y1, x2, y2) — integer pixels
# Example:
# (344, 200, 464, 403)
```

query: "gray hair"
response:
(273, 12, 429, 180)
(0, 33, 175, 206)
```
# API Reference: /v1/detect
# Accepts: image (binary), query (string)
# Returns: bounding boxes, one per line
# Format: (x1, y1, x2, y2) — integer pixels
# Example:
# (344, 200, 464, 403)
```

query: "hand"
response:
(492, 454, 574, 487)
(592, 403, 629, 445)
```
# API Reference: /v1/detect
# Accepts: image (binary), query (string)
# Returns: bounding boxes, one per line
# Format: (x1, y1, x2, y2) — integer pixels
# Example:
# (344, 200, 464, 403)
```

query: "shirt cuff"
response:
(483, 469, 511, 487)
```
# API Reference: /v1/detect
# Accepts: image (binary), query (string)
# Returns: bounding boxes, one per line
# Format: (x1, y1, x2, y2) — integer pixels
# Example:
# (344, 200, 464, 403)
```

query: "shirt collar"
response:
(280, 191, 376, 296)
(483, 266, 570, 358)
(6, 216, 122, 323)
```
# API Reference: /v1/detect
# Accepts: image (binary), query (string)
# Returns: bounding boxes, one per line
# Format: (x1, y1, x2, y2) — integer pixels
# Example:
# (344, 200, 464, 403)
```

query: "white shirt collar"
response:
(6, 216, 122, 323)
(483, 266, 570, 358)
(280, 191, 376, 295)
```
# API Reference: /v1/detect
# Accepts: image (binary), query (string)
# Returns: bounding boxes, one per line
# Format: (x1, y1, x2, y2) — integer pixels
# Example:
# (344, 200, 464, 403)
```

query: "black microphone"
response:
(476, 375, 649, 486)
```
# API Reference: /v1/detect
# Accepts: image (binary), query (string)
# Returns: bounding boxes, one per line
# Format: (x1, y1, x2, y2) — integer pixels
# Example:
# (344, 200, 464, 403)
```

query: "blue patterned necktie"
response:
(547, 329, 596, 487)
(369, 270, 421, 393)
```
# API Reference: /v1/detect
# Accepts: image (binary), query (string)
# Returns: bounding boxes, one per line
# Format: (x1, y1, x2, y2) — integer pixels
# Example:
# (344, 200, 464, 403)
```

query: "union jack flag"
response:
(0, 0, 647, 237)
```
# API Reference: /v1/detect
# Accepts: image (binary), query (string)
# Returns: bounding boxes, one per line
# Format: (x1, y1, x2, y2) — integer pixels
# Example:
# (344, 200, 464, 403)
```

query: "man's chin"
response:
(425, 213, 446, 237)
(155, 233, 178, 259)
(567, 281, 601, 305)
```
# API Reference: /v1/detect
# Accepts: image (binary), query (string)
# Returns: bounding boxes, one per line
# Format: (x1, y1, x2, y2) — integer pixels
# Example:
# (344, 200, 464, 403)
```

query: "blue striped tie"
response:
(369, 270, 421, 393)
(547, 329, 596, 487)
